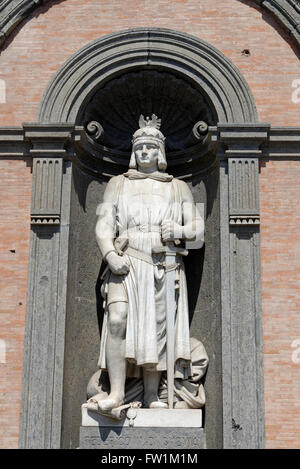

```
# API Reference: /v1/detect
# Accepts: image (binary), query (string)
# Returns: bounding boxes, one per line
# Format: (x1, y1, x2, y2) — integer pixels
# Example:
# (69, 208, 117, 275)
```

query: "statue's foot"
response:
(98, 395, 124, 412)
(149, 401, 168, 409)
(174, 401, 189, 409)
(148, 401, 168, 409)
(144, 391, 168, 409)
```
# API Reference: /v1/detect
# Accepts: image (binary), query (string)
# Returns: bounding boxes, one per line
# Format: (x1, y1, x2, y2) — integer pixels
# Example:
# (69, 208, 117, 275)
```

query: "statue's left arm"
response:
(162, 180, 204, 243)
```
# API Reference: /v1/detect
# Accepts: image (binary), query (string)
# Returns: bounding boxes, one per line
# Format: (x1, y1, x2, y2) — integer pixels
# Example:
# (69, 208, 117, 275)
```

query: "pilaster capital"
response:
(23, 123, 75, 158)
(217, 123, 270, 158)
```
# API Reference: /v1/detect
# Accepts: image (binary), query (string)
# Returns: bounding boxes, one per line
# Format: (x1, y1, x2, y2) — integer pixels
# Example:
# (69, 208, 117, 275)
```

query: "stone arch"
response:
(37, 28, 258, 124)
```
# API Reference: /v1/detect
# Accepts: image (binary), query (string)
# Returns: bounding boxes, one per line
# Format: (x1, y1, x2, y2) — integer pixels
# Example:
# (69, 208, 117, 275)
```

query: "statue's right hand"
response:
(106, 252, 130, 275)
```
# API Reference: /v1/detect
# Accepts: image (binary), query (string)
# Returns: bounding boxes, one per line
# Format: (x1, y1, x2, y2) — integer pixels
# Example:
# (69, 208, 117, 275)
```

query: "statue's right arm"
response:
(95, 176, 118, 261)
(95, 176, 129, 275)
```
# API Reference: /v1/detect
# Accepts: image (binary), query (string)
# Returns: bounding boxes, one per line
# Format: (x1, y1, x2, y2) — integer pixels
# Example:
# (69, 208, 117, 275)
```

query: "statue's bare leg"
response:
(143, 369, 168, 408)
(98, 300, 127, 412)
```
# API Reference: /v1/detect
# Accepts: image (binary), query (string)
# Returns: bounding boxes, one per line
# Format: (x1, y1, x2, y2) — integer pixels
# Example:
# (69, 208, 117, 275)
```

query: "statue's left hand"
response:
(162, 220, 183, 241)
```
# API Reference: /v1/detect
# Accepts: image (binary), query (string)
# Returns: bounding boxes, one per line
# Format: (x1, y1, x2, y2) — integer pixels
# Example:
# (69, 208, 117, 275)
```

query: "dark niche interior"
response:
(72, 70, 218, 180)
(80, 70, 216, 152)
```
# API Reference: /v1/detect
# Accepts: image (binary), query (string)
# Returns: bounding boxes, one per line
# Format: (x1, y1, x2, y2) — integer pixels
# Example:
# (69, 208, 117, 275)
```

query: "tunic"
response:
(98, 170, 191, 378)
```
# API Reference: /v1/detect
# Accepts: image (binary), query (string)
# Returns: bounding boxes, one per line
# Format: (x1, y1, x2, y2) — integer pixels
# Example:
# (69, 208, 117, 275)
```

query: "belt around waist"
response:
(124, 246, 181, 272)
(124, 246, 157, 265)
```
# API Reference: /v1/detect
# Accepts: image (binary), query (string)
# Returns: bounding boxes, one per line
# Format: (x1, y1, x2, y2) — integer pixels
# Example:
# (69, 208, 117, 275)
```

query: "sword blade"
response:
(165, 243, 176, 409)
(153, 241, 188, 409)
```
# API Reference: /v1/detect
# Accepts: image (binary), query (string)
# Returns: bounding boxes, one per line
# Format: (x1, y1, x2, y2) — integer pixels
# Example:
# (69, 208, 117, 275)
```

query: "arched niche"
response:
(21, 28, 264, 450)
(49, 29, 258, 450)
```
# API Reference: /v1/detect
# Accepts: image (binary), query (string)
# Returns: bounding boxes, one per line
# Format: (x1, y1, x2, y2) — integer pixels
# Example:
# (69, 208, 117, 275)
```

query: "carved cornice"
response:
(260, 127, 300, 159)
(0, 124, 75, 158)
(0, 127, 28, 156)
(0, 124, 299, 159)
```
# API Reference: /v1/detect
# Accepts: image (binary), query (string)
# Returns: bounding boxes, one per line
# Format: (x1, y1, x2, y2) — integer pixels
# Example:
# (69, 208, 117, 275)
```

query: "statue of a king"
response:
(94, 115, 205, 412)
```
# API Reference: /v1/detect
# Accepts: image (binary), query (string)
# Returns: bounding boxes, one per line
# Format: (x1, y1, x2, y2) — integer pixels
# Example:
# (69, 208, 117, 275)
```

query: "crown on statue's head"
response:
(139, 114, 162, 130)
(132, 114, 166, 146)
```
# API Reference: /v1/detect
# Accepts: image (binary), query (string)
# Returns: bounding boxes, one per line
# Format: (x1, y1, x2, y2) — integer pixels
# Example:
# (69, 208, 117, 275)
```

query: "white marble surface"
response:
(82, 405, 202, 428)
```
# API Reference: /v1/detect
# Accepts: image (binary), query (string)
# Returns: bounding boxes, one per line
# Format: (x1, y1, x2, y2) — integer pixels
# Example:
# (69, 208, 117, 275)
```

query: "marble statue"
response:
(86, 115, 208, 417)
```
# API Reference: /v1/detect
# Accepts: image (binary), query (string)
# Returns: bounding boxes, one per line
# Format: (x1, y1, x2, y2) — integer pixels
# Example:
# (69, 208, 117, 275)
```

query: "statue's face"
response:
(134, 140, 159, 169)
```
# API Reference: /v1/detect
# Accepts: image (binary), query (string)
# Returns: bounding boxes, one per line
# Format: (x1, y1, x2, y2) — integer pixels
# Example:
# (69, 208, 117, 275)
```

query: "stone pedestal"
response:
(79, 427, 205, 449)
(79, 406, 205, 449)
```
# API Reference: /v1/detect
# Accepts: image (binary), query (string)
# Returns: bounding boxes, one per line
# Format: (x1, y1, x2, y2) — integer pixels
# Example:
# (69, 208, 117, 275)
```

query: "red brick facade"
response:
(0, 0, 299, 448)
(0, 159, 31, 449)
(260, 160, 300, 449)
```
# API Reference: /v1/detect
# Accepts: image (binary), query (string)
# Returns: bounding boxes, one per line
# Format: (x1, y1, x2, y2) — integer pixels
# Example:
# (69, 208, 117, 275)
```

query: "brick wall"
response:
(260, 160, 300, 449)
(0, 159, 32, 449)
(0, 0, 299, 448)
(0, 0, 299, 127)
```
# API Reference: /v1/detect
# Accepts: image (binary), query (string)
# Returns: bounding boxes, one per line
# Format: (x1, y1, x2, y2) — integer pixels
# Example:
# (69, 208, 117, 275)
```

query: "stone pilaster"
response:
(217, 123, 269, 449)
(19, 124, 74, 449)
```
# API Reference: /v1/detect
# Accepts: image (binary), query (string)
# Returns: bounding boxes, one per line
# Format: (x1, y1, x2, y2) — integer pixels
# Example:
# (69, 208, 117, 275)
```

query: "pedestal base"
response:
(82, 406, 202, 427)
(79, 426, 205, 449)
(80, 407, 205, 449)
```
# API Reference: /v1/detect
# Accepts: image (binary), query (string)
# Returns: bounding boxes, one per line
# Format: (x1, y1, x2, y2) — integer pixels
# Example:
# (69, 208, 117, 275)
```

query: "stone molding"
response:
(1, 1, 300, 50)
(252, 0, 300, 44)
(36, 28, 258, 124)
(0, 124, 74, 158)
(0, 123, 300, 160)
(0, 0, 51, 46)
(1, 124, 299, 184)
(208, 125, 300, 159)
(1, 124, 299, 159)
